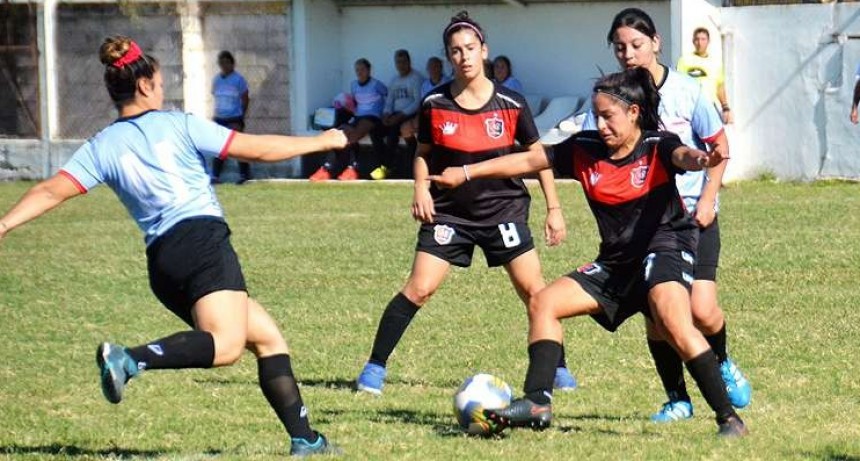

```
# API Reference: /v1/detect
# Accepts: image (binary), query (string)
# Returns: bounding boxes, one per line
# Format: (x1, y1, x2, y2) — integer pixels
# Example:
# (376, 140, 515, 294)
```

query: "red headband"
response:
(112, 41, 142, 69)
(444, 22, 484, 44)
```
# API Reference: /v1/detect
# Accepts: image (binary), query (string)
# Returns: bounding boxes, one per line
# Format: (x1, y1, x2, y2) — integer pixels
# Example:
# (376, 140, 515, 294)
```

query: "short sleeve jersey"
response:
(60, 110, 235, 246)
(212, 71, 249, 119)
(582, 67, 724, 213)
(351, 78, 388, 118)
(418, 82, 539, 226)
(551, 130, 698, 267)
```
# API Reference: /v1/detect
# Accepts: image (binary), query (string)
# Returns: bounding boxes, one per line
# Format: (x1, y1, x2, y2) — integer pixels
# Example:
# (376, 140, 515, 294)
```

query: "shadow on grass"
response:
(0, 444, 222, 459)
(797, 448, 860, 461)
(193, 376, 461, 391)
(369, 408, 492, 439)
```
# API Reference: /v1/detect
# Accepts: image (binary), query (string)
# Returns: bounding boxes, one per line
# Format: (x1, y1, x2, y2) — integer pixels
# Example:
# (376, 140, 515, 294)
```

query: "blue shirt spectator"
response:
(493, 56, 523, 93)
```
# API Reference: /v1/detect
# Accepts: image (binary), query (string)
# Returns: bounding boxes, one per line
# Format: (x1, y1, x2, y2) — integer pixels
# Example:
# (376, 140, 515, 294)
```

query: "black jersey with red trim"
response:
(417, 82, 539, 226)
(552, 130, 698, 266)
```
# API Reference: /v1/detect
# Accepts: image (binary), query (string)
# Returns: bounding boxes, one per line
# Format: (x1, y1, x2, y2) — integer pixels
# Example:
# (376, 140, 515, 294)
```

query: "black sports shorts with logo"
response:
(695, 216, 721, 282)
(416, 221, 535, 268)
(567, 250, 696, 332)
(146, 217, 247, 327)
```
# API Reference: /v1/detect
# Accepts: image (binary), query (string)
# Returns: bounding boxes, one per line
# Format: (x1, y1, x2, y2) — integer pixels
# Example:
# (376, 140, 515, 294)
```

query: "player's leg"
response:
(691, 219, 751, 408)
(487, 276, 600, 429)
(645, 318, 694, 423)
(646, 251, 747, 437)
(503, 249, 576, 391)
(398, 118, 417, 179)
(357, 251, 452, 394)
(244, 298, 338, 456)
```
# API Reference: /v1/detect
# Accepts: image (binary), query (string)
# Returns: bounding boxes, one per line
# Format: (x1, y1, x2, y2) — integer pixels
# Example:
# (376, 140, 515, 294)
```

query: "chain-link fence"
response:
(3, 1, 291, 141)
(0, 2, 40, 139)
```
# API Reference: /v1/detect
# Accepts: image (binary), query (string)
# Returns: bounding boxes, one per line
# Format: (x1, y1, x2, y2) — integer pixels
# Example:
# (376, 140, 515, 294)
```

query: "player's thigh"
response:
(503, 249, 546, 304)
(351, 117, 378, 139)
(690, 279, 724, 333)
(531, 276, 601, 320)
(402, 251, 452, 304)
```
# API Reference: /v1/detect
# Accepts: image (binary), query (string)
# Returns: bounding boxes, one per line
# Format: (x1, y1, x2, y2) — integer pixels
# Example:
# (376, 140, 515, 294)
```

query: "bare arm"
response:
(852, 79, 860, 124)
(430, 145, 551, 189)
(695, 130, 730, 227)
(226, 129, 347, 163)
(671, 144, 726, 172)
(0, 174, 83, 239)
(536, 158, 567, 246)
(717, 83, 733, 124)
(412, 143, 435, 223)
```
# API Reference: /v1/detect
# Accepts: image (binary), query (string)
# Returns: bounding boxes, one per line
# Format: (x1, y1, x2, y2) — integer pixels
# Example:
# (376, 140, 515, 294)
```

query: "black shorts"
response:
(416, 222, 535, 268)
(214, 117, 245, 131)
(567, 250, 696, 332)
(146, 217, 247, 327)
(695, 217, 721, 281)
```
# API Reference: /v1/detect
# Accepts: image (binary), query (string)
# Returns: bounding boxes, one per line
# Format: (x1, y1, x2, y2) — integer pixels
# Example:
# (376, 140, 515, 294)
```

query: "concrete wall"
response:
(335, 2, 672, 101)
(54, 3, 184, 139)
(723, 2, 860, 180)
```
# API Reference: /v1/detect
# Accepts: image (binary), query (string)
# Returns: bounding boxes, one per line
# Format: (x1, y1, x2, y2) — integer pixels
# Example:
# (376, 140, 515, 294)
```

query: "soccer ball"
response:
(453, 373, 513, 436)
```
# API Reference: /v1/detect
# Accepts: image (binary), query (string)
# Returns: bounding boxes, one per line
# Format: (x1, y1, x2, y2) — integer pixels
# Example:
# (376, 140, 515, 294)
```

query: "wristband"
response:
(462, 165, 471, 181)
(722, 105, 731, 111)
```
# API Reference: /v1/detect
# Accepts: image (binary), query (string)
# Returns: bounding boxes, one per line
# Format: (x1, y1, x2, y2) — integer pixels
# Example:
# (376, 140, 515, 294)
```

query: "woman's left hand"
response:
(694, 200, 716, 228)
(544, 208, 567, 247)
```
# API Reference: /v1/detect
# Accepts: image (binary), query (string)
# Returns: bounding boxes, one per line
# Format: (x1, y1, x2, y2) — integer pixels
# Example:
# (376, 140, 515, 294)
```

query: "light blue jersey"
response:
(60, 110, 235, 246)
(582, 68, 724, 213)
(499, 76, 523, 93)
(351, 77, 388, 118)
(212, 71, 248, 119)
(421, 75, 451, 98)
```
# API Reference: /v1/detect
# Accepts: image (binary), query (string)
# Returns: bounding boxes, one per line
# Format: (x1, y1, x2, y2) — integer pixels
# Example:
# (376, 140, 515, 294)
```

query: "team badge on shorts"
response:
(433, 224, 456, 245)
(485, 113, 505, 139)
(631, 163, 649, 188)
(577, 262, 603, 275)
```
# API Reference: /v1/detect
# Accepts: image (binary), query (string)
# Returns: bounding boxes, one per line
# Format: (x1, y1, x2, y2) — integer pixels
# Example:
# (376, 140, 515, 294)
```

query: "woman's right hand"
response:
(321, 129, 349, 150)
(412, 182, 436, 223)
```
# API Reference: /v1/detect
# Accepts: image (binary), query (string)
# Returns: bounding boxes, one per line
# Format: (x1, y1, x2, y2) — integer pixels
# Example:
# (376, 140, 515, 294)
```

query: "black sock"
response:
(258, 354, 317, 442)
(523, 340, 561, 405)
(705, 323, 728, 363)
(647, 339, 690, 402)
(126, 331, 215, 370)
(685, 349, 736, 424)
(368, 293, 420, 367)
(557, 344, 567, 369)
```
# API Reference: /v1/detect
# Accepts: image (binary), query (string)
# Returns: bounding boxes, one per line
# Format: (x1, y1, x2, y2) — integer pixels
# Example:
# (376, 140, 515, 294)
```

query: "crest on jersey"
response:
(485, 113, 505, 139)
(433, 224, 455, 245)
(589, 171, 601, 186)
(630, 163, 649, 188)
(577, 262, 602, 276)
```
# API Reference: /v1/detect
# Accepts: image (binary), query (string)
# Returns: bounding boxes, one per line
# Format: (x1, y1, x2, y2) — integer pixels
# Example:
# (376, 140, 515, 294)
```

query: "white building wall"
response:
(723, 3, 860, 180)
(335, 2, 672, 101)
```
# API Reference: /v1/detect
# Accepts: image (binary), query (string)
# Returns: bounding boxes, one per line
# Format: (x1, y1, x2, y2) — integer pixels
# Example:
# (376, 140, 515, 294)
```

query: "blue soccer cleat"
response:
(355, 362, 386, 396)
(553, 367, 578, 391)
(720, 358, 751, 409)
(96, 342, 139, 404)
(650, 400, 694, 423)
(290, 432, 342, 457)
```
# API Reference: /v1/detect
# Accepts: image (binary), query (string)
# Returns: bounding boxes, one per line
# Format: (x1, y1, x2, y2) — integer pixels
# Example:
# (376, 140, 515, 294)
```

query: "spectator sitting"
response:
(310, 58, 388, 181)
(210, 51, 251, 184)
(493, 55, 523, 92)
(420, 56, 451, 97)
(372, 49, 423, 180)
(400, 57, 452, 149)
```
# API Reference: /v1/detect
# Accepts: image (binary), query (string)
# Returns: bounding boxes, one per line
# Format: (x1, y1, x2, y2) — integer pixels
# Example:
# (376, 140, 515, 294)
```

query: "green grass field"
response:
(1, 180, 859, 460)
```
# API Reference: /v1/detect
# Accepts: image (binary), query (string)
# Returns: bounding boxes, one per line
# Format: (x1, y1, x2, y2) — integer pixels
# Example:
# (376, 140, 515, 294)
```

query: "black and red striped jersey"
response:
(552, 130, 698, 266)
(417, 82, 539, 226)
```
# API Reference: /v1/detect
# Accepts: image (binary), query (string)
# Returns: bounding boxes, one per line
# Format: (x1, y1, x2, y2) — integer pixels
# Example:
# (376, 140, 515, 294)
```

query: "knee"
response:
(403, 284, 435, 306)
(527, 292, 553, 322)
(212, 332, 247, 366)
(691, 302, 725, 333)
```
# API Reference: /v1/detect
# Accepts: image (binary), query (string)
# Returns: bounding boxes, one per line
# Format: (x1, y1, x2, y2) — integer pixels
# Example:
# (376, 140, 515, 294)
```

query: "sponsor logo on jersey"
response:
(485, 113, 505, 139)
(631, 162, 649, 188)
(577, 262, 602, 275)
(433, 224, 455, 245)
(589, 170, 601, 186)
(686, 67, 707, 79)
(440, 121, 458, 136)
(147, 344, 164, 356)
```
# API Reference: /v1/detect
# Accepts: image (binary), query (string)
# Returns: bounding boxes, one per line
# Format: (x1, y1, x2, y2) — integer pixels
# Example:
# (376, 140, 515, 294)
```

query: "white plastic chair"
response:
(523, 94, 546, 116)
(533, 95, 584, 132)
